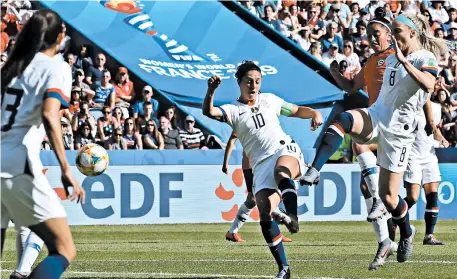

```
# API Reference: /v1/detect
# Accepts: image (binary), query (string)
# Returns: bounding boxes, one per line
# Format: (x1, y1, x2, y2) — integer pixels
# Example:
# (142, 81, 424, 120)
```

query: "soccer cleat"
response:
(368, 239, 395, 270)
(299, 167, 320, 186)
(275, 266, 291, 279)
(225, 231, 245, 243)
(271, 211, 299, 234)
(10, 271, 28, 279)
(367, 198, 388, 222)
(397, 225, 416, 263)
(282, 235, 292, 242)
(423, 235, 445, 245)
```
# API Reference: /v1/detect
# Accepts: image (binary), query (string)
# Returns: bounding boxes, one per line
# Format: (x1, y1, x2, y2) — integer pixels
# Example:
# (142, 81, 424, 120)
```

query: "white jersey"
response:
(411, 101, 442, 161)
(1, 52, 72, 178)
(369, 50, 438, 138)
(220, 93, 291, 169)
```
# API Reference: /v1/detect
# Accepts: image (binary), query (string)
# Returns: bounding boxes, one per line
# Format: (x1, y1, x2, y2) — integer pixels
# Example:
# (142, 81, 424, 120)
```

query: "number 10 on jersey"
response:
(252, 113, 265, 129)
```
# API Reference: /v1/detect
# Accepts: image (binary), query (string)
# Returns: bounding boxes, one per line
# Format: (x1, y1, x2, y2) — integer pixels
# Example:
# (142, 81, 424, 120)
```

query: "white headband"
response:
(368, 20, 392, 32)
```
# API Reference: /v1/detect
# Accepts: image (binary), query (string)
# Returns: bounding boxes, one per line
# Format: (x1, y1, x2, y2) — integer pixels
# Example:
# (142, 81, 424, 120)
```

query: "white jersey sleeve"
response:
(219, 103, 239, 128)
(415, 51, 439, 77)
(43, 61, 72, 109)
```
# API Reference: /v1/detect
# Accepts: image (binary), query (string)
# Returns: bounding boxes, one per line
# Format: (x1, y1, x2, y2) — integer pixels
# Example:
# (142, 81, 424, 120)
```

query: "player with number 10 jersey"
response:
(203, 61, 323, 279)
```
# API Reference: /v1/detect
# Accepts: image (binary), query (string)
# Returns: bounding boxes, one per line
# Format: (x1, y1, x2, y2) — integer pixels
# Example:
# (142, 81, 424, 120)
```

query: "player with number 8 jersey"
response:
(203, 61, 323, 279)
(301, 13, 446, 263)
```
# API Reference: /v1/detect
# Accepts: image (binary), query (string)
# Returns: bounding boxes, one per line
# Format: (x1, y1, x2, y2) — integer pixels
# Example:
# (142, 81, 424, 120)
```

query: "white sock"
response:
(16, 228, 30, 266)
(357, 152, 380, 199)
(365, 198, 389, 243)
(16, 231, 44, 275)
(229, 203, 253, 233)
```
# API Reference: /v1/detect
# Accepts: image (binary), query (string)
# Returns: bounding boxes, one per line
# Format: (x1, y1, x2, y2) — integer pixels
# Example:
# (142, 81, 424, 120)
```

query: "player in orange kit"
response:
(322, 8, 397, 270)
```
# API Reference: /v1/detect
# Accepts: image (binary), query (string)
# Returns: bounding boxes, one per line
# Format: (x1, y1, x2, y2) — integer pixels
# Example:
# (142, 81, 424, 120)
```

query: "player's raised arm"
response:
(42, 66, 85, 203)
(222, 132, 237, 174)
(423, 98, 436, 136)
(202, 75, 225, 121)
(391, 34, 437, 94)
(282, 102, 324, 131)
(329, 60, 366, 95)
(423, 99, 449, 147)
(42, 97, 85, 204)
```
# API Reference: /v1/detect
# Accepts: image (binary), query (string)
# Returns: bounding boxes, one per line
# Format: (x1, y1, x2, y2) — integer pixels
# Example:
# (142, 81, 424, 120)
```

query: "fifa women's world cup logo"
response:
(99, 0, 206, 62)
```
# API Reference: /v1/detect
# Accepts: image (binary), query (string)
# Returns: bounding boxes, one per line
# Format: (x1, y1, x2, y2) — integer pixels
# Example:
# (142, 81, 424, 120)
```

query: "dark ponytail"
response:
(1, 10, 63, 94)
(368, 7, 392, 32)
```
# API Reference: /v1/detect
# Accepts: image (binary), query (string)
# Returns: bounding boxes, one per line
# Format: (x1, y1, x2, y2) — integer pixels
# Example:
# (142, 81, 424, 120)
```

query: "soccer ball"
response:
(76, 143, 109, 176)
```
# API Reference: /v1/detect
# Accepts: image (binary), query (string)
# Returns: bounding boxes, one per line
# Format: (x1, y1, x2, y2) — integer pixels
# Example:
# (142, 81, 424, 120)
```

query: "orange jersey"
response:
(363, 47, 395, 106)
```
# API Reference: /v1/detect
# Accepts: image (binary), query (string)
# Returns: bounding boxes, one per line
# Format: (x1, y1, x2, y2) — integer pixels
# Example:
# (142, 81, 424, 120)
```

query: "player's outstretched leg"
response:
(226, 168, 255, 242)
(357, 151, 388, 221)
(301, 111, 356, 185)
(28, 218, 76, 279)
(11, 229, 44, 278)
(423, 184, 444, 245)
(274, 163, 299, 234)
(359, 169, 397, 270)
(389, 195, 417, 243)
(365, 197, 397, 270)
(380, 169, 416, 263)
(423, 192, 443, 245)
(404, 168, 443, 245)
(272, 203, 292, 242)
(226, 194, 255, 243)
(16, 227, 29, 265)
(256, 189, 290, 279)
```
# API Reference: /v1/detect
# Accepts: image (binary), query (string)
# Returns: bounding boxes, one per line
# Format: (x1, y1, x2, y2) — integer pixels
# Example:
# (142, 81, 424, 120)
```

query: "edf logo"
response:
(297, 171, 365, 216)
(81, 173, 183, 219)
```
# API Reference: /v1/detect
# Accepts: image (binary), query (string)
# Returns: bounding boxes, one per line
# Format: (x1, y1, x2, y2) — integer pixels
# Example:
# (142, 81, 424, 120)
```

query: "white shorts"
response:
(404, 155, 441, 185)
(1, 174, 66, 229)
(252, 141, 305, 195)
(353, 109, 416, 173)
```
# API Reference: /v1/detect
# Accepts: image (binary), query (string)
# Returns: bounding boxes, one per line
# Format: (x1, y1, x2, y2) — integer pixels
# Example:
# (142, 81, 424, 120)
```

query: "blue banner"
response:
(40, 151, 456, 223)
(40, 0, 343, 106)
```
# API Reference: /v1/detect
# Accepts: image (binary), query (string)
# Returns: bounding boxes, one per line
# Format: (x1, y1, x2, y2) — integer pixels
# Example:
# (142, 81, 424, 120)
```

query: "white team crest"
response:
(377, 59, 385, 66)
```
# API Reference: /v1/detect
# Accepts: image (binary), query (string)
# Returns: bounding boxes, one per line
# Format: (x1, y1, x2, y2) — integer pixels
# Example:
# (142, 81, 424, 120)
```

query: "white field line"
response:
(1, 258, 456, 264)
(0, 269, 381, 279)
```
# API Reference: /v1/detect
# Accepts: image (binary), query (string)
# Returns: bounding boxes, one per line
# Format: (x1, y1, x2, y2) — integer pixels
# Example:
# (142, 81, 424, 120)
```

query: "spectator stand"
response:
(223, 0, 370, 105)
(52, 23, 219, 150)
(37, 0, 354, 153)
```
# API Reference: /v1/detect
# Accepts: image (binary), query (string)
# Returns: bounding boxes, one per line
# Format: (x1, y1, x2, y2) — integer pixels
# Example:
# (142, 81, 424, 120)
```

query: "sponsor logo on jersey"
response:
(377, 59, 385, 66)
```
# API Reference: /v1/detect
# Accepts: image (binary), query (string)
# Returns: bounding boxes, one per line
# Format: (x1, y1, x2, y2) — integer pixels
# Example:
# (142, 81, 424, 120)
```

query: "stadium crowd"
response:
(238, 0, 457, 148)
(1, 1, 210, 151)
(2, 0, 457, 151)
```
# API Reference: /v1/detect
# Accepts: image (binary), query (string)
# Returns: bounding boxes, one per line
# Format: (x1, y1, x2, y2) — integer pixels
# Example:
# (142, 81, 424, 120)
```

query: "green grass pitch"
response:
(1, 220, 456, 278)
